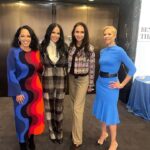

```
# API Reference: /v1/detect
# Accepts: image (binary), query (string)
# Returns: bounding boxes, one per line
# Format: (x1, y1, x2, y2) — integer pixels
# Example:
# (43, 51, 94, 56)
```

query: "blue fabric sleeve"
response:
(7, 48, 21, 96)
(120, 49, 136, 76)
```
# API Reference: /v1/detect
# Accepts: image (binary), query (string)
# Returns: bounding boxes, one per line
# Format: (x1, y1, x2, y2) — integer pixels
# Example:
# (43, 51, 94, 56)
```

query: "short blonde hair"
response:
(103, 26, 117, 35)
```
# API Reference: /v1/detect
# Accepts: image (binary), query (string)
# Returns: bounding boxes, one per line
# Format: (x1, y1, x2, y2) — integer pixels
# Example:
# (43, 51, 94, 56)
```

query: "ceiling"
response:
(0, 0, 120, 5)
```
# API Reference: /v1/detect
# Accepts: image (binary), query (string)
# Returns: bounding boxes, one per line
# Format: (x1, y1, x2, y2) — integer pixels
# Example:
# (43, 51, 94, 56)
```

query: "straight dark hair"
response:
(40, 23, 67, 56)
(11, 25, 39, 50)
(69, 22, 90, 58)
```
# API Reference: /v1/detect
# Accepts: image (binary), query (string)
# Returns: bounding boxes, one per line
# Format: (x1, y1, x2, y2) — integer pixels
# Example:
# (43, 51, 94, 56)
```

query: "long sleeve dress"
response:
(93, 45, 136, 125)
(7, 47, 45, 143)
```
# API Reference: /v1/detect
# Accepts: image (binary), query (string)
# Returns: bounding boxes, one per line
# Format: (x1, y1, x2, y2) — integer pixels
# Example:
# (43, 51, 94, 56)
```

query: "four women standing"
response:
(6, 23, 136, 150)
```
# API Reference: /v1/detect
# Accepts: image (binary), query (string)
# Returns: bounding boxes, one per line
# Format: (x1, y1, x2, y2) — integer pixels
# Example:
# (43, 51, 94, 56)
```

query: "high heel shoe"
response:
(28, 135, 36, 150)
(49, 133, 56, 143)
(19, 142, 28, 150)
(97, 133, 109, 145)
(108, 141, 118, 150)
(56, 138, 63, 144)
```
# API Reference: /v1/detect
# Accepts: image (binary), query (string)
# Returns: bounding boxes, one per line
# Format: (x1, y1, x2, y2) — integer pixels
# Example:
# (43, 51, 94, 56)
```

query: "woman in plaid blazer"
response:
(68, 22, 95, 148)
(40, 23, 68, 144)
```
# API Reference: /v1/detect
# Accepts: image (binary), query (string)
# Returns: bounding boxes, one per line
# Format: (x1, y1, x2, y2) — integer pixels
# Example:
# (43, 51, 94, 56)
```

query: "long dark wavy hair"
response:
(11, 25, 39, 50)
(69, 22, 90, 58)
(40, 23, 66, 56)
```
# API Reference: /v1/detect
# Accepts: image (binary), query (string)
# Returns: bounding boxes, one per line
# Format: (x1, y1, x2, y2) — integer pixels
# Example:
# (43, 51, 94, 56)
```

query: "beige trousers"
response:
(69, 74, 89, 145)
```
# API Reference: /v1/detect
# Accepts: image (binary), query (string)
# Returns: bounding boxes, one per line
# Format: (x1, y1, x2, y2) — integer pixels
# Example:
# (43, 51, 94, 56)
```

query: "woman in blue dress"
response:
(93, 26, 136, 150)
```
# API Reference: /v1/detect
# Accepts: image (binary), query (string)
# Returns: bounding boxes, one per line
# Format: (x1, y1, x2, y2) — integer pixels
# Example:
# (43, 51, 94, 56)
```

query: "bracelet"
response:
(120, 83, 123, 88)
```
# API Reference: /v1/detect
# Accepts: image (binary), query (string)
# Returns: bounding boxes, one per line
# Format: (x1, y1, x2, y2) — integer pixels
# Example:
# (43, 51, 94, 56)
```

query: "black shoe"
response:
(50, 138, 56, 143)
(19, 142, 28, 150)
(28, 135, 35, 150)
(72, 143, 82, 149)
(57, 138, 63, 144)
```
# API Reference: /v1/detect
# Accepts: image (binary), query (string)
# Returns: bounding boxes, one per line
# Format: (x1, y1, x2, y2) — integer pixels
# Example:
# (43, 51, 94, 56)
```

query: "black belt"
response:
(99, 71, 117, 78)
(70, 73, 88, 78)
(45, 64, 65, 68)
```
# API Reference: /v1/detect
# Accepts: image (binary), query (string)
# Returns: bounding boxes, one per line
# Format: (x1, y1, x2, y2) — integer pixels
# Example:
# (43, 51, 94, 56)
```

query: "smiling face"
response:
(18, 28, 31, 49)
(74, 25, 85, 46)
(103, 27, 116, 47)
(50, 26, 60, 43)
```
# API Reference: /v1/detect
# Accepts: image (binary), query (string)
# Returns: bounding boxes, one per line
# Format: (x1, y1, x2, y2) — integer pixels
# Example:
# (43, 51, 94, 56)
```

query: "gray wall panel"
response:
(0, 2, 52, 96)
(0, 2, 119, 96)
(56, 4, 118, 49)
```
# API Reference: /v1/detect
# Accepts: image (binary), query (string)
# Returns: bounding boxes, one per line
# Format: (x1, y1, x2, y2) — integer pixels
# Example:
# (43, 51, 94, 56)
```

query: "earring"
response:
(18, 40, 21, 45)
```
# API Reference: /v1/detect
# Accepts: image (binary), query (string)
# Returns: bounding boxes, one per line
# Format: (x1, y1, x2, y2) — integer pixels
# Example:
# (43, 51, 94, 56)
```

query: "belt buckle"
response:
(108, 74, 111, 77)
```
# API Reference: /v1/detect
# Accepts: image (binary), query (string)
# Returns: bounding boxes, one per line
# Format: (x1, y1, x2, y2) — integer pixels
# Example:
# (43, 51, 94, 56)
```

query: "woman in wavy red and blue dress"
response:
(7, 25, 44, 150)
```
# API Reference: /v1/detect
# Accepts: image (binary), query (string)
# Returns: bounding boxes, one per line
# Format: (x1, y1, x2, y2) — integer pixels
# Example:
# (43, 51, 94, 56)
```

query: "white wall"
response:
(135, 0, 150, 77)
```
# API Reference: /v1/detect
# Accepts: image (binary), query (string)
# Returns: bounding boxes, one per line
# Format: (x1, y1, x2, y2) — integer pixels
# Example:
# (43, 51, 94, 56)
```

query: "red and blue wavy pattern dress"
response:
(7, 47, 45, 143)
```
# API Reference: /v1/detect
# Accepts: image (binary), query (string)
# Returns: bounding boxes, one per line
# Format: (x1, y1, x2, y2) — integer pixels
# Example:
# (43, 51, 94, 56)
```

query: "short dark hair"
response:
(11, 25, 39, 50)
(70, 22, 90, 57)
(40, 23, 66, 56)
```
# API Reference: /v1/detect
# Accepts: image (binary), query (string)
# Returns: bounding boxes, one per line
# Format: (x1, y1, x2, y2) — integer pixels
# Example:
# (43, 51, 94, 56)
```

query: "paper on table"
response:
(144, 81, 150, 84)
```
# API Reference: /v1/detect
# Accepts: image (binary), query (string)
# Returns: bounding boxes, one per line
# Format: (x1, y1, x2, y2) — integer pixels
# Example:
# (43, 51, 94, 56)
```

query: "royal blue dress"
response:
(93, 45, 136, 125)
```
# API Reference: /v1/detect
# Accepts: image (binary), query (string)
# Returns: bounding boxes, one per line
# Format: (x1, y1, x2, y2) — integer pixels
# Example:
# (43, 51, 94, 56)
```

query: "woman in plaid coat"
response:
(68, 22, 95, 148)
(40, 23, 68, 144)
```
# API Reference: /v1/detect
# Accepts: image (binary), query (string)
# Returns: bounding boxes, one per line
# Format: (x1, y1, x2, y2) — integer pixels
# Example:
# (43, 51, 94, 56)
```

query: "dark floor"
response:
(0, 95, 150, 150)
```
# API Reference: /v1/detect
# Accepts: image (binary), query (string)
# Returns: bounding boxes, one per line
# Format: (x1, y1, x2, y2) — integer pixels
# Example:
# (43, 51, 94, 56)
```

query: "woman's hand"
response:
(87, 86, 94, 93)
(109, 81, 124, 89)
(16, 94, 25, 104)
